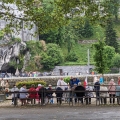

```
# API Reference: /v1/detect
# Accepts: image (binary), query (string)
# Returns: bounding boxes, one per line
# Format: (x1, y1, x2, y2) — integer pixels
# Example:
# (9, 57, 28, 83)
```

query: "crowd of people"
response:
(0, 76, 120, 106)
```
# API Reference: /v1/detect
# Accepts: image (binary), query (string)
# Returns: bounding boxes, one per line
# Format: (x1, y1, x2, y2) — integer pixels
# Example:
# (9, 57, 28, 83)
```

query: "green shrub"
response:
(66, 52, 78, 62)
(64, 77, 70, 83)
(16, 80, 46, 89)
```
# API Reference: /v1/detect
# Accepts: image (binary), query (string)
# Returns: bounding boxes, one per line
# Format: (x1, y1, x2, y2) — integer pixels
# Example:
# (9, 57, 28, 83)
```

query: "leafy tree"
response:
(112, 53, 120, 73)
(81, 20, 93, 38)
(1, 0, 116, 33)
(105, 19, 119, 53)
(103, 46, 115, 68)
(103, 0, 120, 21)
(93, 40, 108, 74)
(66, 51, 78, 62)
(41, 43, 64, 70)
(39, 27, 66, 46)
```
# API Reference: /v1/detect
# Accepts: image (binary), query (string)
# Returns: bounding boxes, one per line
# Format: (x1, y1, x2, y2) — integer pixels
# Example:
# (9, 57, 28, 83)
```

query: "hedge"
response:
(16, 80, 46, 89)
(64, 77, 70, 83)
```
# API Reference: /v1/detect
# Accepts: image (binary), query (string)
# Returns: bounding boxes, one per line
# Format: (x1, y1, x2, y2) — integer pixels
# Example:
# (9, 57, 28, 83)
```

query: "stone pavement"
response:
(0, 105, 120, 120)
(0, 96, 120, 120)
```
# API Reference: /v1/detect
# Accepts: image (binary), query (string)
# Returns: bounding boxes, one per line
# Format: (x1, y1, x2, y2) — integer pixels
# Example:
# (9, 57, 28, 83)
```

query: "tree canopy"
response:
(1, 0, 117, 34)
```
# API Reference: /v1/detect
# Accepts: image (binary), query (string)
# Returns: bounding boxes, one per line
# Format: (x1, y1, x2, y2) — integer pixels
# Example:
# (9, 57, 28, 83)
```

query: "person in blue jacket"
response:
(69, 77, 80, 88)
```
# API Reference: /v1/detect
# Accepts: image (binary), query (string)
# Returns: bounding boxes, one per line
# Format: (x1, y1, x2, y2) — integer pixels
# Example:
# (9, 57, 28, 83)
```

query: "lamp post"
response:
(87, 49, 90, 74)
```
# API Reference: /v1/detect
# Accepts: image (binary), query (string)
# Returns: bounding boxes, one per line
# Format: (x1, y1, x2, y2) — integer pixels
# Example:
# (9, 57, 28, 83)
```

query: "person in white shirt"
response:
(57, 77, 68, 101)
(11, 85, 19, 105)
(57, 77, 67, 90)
(0, 78, 5, 90)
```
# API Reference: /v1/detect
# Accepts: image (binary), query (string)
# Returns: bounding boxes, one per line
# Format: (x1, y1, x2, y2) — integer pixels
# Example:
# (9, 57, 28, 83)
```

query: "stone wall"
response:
(3, 74, 120, 87)
(53, 65, 94, 76)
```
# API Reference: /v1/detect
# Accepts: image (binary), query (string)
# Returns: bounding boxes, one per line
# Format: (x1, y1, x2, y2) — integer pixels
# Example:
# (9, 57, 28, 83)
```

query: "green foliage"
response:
(81, 20, 93, 38)
(103, 0, 120, 21)
(64, 77, 70, 83)
(11, 37, 21, 43)
(41, 43, 64, 70)
(26, 40, 43, 56)
(103, 46, 115, 68)
(0, 30, 4, 40)
(112, 53, 120, 69)
(93, 40, 109, 74)
(105, 19, 119, 53)
(66, 51, 78, 62)
(16, 80, 46, 89)
(25, 60, 39, 72)
(1, 0, 115, 34)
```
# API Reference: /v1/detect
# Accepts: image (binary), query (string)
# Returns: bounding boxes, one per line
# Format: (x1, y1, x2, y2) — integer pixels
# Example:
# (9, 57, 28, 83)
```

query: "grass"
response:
(61, 20, 120, 66)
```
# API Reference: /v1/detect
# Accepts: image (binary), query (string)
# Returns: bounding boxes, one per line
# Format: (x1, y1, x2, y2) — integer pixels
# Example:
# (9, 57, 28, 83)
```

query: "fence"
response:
(1, 85, 120, 107)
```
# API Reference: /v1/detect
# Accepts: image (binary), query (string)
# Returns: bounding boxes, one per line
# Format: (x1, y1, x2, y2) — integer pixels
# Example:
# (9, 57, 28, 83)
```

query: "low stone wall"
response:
(3, 74, 120, 87)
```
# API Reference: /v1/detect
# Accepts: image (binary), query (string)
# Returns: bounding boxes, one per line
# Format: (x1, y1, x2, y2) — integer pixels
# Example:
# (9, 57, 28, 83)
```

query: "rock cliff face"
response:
(0, 34, 26, 71)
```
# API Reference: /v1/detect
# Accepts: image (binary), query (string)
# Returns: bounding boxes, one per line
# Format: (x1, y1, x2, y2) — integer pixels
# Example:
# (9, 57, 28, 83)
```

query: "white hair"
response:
(111, 79, 114, 82)
(78, 82, 81, 86)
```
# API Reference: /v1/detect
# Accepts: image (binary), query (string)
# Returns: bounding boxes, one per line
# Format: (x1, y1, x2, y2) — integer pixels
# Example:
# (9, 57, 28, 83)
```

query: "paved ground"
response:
(0, 106, 120, 120)
(0, 94, 120, 120)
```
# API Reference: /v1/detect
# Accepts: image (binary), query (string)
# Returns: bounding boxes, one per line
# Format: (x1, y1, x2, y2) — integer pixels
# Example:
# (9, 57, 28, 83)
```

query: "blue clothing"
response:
(69, 78, 80, 88)
(99, 77, 104, 84)
(116, 86, 120, 97)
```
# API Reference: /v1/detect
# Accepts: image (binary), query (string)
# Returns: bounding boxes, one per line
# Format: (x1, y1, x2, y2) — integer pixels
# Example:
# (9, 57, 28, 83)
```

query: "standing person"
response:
(100, 84, 108, 105)
(116, 84, 120, 105)
(57, 77, 67, 100)
(75, 82, 85, 104)
(19, 84, 28, 106)
(11, 85, 19, 105)
(69, 77, 80, 89)
(85, 84, 94, 105)
(99, 75, 104, 84)
(55, 86, 63, 105)
(108, 79, 116, 104)
(0, 78, 5, 91)
(5, 80, 9, 97)
(38, 85, 46, 105)
(57, 77, 67, 90)
(28, 84, 37, 104)
(94, 79, 100, 101)
(93, 76, 98, 84)
(36, 84, 42, 103)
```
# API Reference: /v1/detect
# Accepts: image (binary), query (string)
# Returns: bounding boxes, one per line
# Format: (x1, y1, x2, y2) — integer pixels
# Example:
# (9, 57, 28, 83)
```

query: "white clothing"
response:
(100, 86, 108, 97)
(19, 87, 28, 99)
(57, 79, 67, 90)
(0, 80, 5, 87)
(11, 87, 19, 98)
(93, 76, 98, 84)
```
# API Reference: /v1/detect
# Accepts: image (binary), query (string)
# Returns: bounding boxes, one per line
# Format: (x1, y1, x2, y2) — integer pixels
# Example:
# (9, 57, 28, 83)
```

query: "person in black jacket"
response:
(55, 86, 63, 104)
(38, 85, 47, 105)
(75, 82, 85, 104)
(47, 85, 53, 103)
(94, 79, 100, 100)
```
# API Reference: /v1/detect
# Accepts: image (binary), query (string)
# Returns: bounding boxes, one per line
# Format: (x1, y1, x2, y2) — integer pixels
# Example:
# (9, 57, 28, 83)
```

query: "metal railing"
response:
(0, 85, 120, 107)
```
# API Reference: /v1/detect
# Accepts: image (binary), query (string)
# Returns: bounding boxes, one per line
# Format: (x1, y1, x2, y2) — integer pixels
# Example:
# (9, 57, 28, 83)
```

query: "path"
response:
(0, 106, 120, 120)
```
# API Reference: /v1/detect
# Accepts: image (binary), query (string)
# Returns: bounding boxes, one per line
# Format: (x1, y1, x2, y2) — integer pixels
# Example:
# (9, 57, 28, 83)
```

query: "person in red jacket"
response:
(28, 84, 37, 104)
